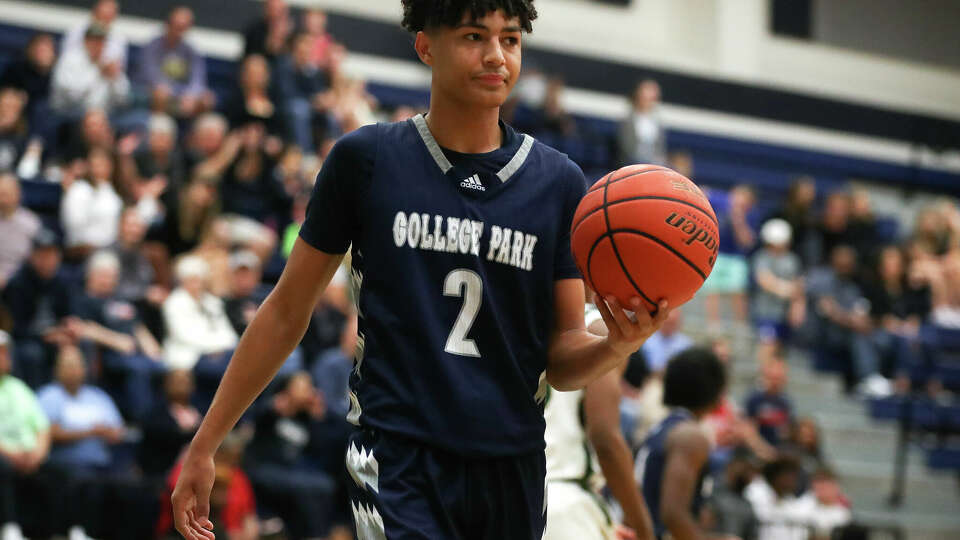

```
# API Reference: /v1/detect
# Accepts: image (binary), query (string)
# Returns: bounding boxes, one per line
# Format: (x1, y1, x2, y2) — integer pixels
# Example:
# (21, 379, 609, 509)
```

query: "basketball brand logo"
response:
(460, 174, 485, 192)
(664, 212, 718, 265)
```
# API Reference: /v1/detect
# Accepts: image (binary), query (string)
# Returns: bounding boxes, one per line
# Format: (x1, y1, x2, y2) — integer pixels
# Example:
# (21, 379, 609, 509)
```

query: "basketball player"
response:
(543, 302, 654, 540)
(634, 348, 726, 540)
(173, 2, 671, 539)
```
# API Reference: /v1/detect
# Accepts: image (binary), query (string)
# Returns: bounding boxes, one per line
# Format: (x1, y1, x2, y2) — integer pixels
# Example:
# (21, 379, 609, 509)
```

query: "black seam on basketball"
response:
(601, 172, 657, 307)
(607, 228, 709, 280)
(585, 171, 614, 194)
(585, 168, 671, 194)
(572, 195, 718, 236)
(586, 234, 657, 309)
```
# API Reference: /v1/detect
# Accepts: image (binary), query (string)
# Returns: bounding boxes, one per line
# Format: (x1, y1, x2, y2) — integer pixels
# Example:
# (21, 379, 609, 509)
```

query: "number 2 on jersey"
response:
(443, 269, 482, 357)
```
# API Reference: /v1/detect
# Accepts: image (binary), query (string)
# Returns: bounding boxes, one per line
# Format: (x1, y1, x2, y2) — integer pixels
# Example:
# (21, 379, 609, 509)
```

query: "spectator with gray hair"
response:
(117, 113, 184, 225)
(68, 250, 164, 420)
(162, 255, 237, 371)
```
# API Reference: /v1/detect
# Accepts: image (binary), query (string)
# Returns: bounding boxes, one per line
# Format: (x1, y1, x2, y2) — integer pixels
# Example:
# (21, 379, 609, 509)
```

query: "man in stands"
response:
(38, 345, 126, 540)
(137, 6, 215, 119)
(2, 229, 72, 388)
(51, 24, 130, 116)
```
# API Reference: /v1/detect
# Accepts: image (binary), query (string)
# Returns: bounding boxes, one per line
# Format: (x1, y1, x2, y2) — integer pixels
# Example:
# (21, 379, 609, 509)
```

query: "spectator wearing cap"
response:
(61, 0, 127, 69)
(751, 219, 806, 343)
(162, 255, 237, 372)
(139, 368, 200, 479)
(0, 173, 40, 289)
(69, 251, 164, 421)
(60, 147, 124, 258)
(136, 6, 214, 119)
(2, 229, 71, 388)
(37, 344, 126, 540)
(0, 329, 56, 540)
(51, 22, 130, 116)
(224, 250, 271, 336)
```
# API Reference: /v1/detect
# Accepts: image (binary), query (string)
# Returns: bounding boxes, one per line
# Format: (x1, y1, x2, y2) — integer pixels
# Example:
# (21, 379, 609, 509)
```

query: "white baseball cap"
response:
(761, 218, 792, 247)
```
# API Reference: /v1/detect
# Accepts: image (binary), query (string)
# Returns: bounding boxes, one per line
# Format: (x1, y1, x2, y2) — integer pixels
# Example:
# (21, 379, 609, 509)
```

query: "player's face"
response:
(421, 10, 522, 109)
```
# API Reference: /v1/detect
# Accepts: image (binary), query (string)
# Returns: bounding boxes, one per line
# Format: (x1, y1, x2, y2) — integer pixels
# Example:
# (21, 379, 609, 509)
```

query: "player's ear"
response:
(414, 31, 433, 67)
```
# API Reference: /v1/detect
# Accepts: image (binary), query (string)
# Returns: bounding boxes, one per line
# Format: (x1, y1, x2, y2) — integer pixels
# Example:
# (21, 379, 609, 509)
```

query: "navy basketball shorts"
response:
(345, 427, 547, 539)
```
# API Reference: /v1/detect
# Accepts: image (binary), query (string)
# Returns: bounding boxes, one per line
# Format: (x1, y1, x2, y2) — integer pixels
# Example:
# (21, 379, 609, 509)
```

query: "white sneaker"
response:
(1, 522, 25, 540)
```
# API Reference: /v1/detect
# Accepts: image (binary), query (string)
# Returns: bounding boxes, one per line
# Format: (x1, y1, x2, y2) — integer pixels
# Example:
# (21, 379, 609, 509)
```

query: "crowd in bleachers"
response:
(0, 1, 368, 538)
(0, 1, 958, 539)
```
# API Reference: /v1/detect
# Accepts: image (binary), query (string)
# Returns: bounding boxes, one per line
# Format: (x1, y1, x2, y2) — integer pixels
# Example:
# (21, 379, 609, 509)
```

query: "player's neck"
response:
(424, 99, 502, 154)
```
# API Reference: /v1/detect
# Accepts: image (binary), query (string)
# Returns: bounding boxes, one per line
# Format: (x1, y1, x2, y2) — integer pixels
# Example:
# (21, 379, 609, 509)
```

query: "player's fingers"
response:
(593, 294, 621, 339)
(604, 296, 633, 333)
(629, 298, 654, 328)
(651, 301, 671, 328)
(190, 517, 215, 540)
(194, 479, 213, 529)
(173, 494, 194, 540)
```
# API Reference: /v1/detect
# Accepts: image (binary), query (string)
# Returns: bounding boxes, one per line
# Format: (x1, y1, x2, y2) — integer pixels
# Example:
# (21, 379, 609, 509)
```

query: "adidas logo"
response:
(460, 174, 485, 192)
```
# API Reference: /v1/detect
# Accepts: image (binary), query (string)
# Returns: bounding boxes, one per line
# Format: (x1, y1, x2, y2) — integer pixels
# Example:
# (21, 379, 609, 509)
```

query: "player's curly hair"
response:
(662, 347, 727, 412)
(401, 0, 538, 33)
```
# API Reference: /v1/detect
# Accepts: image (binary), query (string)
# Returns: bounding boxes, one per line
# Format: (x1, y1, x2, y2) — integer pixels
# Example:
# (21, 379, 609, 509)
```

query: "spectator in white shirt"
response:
(60, 147, 123, 257)
(162, 255, 238, 370)
(60, 0, 127, 69)
(51, 24, 130, 116)
(745, 456, 813, 540)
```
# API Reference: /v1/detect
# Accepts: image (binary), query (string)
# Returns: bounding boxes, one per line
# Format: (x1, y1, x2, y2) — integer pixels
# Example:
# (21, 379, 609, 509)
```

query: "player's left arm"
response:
(546, 279, 669, 391)
(584, 366, 655, 540)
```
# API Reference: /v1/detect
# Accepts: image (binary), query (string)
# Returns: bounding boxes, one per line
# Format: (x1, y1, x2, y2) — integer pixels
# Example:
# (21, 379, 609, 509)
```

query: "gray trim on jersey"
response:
(412, 114, 454, 173)
(412, 113, 535, 183)
(496, 134, 534, 183)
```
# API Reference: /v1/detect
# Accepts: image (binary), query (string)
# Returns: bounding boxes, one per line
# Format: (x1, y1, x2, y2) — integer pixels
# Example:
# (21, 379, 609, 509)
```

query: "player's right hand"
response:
(171, 450, 217, 540)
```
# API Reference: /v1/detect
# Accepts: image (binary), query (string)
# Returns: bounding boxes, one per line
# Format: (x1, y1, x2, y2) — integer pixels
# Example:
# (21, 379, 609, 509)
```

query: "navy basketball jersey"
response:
(634, 409, 708, 537)
(300, 114, 588, 456)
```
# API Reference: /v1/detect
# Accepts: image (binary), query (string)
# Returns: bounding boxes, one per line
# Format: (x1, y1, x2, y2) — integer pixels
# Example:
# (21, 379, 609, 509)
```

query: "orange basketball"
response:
(571, 164, 719, 312)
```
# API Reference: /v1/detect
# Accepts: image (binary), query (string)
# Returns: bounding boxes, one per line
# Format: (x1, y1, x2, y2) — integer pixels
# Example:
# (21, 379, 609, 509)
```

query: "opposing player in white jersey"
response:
(543, 302, 654, 540)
